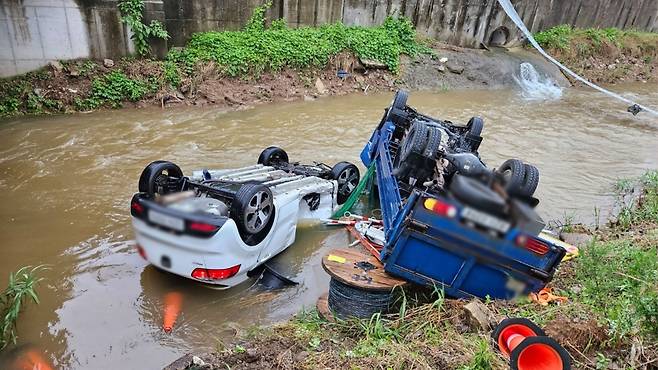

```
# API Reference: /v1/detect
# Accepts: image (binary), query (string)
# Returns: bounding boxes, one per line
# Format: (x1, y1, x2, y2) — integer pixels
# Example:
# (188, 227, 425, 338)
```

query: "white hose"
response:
(497, 0, 658, 117)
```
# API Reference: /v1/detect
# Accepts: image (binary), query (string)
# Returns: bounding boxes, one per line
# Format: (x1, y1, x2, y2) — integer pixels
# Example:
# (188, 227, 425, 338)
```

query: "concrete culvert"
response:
(489, 26, 510, 47)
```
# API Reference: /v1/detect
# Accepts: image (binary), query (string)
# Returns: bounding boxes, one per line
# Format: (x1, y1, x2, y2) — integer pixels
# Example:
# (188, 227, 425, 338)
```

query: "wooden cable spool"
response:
(320, 248, 407, 319)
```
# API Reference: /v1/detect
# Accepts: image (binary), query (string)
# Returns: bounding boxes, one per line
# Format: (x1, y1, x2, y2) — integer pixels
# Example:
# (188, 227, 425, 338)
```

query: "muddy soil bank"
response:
(0, 44, 570, 120)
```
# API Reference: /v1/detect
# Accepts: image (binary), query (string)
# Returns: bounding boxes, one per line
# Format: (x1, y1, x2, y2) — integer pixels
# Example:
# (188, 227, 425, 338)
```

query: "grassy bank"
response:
(534, 25, 658, 84)
(0, 3, 429, 119)
(178, 171, 658, 370)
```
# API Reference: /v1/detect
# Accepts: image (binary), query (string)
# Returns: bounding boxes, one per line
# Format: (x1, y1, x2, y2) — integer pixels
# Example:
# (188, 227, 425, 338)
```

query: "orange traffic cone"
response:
(163, 291, 183, 333)
(492, 318, 571, 370)
(14, 349, 54, 370)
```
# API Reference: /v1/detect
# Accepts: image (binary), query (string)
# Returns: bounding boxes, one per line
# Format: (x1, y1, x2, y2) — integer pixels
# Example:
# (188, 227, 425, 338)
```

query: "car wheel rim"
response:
(338, 168, 358, 196)
(244, 190, 272, 233)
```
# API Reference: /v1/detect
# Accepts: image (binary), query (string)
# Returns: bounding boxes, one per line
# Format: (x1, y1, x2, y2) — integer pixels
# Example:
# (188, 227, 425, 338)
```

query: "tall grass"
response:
(1, 266, 43, 350)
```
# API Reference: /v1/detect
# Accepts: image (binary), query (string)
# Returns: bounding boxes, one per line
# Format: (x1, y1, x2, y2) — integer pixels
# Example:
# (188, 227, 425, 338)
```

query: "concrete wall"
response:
(2, 0, 658, 77)
(0, 0, 137, 77)
(163, 0, 658, 48)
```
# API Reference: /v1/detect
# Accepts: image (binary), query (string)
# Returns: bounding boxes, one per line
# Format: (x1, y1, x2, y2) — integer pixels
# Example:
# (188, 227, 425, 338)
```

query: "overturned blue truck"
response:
(361, 91, 565, 299)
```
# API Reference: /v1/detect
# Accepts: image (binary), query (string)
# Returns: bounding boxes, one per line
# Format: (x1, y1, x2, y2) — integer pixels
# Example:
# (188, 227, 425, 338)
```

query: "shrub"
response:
(82, 71, 149, 109)
(168, 2, 429, 77)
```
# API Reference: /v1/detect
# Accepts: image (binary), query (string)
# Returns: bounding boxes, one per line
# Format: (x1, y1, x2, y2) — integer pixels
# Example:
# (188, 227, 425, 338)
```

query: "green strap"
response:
(332, 163, 375, 219)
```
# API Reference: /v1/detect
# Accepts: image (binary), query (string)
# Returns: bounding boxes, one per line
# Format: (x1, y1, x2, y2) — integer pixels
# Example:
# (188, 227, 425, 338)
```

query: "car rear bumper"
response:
(132, 217, 257, 287)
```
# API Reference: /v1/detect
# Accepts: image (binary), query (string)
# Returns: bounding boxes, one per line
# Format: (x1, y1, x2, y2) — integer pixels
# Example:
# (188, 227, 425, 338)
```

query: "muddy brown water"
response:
(0, 85, 657, 369)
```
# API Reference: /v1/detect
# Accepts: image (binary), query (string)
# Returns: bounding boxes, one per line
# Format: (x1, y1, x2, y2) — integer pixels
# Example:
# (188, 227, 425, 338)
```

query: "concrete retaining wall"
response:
(2, 0, 658, 77)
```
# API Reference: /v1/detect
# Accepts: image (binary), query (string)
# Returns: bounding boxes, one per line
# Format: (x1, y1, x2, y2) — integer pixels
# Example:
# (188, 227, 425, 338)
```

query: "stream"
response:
(0, 83, 657, 369)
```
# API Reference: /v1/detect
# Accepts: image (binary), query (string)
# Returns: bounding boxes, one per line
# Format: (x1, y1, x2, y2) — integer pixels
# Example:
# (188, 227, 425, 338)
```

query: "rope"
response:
(497, 0, 658, 117)
(332, 163, 376, 219)
(327, 278, 393, 319)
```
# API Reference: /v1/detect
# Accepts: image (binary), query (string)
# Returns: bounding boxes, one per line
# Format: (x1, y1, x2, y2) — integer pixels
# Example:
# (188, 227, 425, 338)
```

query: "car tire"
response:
(231, 183, 274, 236)
(138, 161, 183, 197)
(258, 146, 289, 166)
(519, 163, 540, 197)
(498, 159, 526, 195)
(449, 174, 506, 215)
(330, 162, 360, 205)
(423, 126, 442, 158)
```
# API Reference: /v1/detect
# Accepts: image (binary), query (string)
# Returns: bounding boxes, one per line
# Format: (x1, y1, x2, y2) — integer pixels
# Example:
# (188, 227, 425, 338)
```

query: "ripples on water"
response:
(0, 86, 656, 369)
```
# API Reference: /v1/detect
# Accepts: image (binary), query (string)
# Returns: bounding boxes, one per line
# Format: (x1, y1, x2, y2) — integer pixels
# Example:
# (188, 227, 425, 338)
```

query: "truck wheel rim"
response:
(244, 190, 272, 233)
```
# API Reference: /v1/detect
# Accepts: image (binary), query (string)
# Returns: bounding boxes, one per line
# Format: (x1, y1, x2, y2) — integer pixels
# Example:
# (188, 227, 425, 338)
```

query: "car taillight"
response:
(516, 235, 550, 255)
(424, 198, 457, 218)
(188, 222, 219, 233)
(131, 201, 144, 215)
(191, 265, 240, 280)
(136, 244, 147, 260)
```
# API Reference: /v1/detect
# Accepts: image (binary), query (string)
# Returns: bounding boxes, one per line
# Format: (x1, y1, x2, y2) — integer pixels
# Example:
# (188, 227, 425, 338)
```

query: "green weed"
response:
(613, 170, 658, 230)
(459, 338, 496, 370)
(169, 2, 429, 77)
(575, 237, 658, 341)
(1, 266, 43, 350)
(81, 71, 150, 109)
(534, 25, 574, 50)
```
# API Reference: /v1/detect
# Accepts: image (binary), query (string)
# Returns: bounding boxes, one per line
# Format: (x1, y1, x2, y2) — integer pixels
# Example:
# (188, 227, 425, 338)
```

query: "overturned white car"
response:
(130, 147, 359, 288)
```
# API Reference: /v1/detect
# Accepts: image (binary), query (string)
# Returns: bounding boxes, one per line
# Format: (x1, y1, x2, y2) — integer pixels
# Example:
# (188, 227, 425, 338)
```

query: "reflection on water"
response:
(0, 85, 656, 369)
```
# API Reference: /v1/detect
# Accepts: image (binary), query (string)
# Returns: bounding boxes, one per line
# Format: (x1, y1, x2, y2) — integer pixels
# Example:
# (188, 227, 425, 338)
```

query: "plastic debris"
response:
(529, 287, 568, 306)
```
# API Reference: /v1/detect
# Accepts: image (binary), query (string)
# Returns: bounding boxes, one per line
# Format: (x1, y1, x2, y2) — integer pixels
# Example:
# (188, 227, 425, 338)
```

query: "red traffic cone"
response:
(163, 291, 183, 333)
(492, 318, 571, 370)
(14, 349, 54, 370)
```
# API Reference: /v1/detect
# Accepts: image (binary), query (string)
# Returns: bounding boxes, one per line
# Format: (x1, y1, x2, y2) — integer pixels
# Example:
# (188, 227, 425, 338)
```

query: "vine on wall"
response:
(118, 0, 169, 56)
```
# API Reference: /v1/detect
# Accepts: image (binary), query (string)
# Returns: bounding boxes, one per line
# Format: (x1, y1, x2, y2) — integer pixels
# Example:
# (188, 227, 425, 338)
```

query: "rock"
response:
(192, 356, 205, 366)
(560, 232, 593, 247)
(359, 58, 387, 69)
(446, 62, 465, 74)
(467, 75, 476, 81)
(33, 88, 44, 97)
(439, 57, 449, 63)
(355, 74, 365, 84)
(244, 349, 258, 363)
(295, 351, 309, 362)
(607, 64, 616, 70)
(103, 58, 115, 68)
(314, 77, 327, 94)
(437, 65, 446, 73)
(163, 354, 194, 370)
(49, 61, 63, 73)
(463, 300, 497, 332)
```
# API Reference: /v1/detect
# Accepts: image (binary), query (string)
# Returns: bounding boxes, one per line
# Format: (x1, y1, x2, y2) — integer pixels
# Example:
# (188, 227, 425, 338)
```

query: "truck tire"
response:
(465, 117, 484, 152)
(392, 89, 408, 110)
(387, 90, 409, 125)
(258, 146, 289, 166)
(331, 162, 360, 205)
(231, 183, 274, 236)
(394, 120, 429, 176)
(519, 164, 540, 197)
(498, 159, 526, 195)
(423, 126, 442, 158)
(138, 161, 183, 197)
(466, 116, 484, 137)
